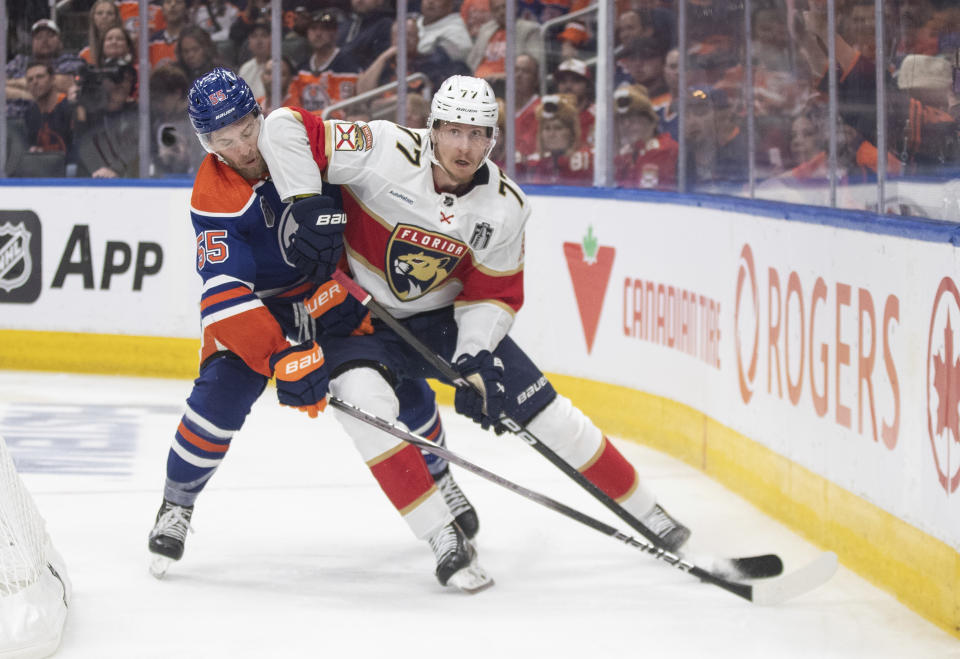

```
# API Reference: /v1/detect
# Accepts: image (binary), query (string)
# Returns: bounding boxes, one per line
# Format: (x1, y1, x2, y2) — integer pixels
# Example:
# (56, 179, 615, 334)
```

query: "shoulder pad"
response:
(190, 154, 257, 216)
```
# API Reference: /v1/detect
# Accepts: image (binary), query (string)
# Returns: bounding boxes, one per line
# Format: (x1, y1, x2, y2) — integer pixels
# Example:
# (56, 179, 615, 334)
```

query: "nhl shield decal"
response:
(387, 224, 467, 300)
(0, 211, 42, 303)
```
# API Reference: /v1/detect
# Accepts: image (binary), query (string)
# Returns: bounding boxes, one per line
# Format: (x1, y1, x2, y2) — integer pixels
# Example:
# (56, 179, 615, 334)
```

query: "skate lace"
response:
(437, 473, 471, 517)
(428, 524, 459, 563)
(152, 506, 194, 542)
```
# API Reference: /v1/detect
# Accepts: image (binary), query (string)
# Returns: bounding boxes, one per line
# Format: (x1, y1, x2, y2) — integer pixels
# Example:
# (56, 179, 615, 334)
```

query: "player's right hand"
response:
(269, 341, 329, 418)
(289, 195, 348, 283)
(454, 351, 507, 431)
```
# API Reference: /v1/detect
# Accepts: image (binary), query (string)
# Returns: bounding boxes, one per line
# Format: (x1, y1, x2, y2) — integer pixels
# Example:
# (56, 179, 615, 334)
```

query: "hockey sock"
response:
(526, 395, 656, 517)
(164, 405, 235, 506)
(331, 368, 453, 538)
(396, 379, 448, 478)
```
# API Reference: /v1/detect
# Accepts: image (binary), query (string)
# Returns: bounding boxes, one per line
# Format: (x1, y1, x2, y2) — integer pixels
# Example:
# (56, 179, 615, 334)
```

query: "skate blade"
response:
(446, 562, 494, 594)
(149, 555, 174, 579)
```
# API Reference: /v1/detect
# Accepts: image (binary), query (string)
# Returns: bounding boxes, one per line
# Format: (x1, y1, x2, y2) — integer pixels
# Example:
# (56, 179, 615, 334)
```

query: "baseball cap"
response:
(31, 19, 60, 36)
(556, 58, 592, 82)
(309, 10, 338, 28)
(558, 22, 589, 46)
(897, 54, 952, 91)
(688, 85, 728, 110)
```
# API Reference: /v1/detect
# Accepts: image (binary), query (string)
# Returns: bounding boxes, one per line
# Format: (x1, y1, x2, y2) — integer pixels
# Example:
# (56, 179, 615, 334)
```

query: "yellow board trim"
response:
(2, 329, 958, 637)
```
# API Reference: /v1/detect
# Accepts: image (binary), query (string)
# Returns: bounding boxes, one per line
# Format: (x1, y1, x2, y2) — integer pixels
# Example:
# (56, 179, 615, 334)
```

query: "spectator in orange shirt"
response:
(79, 0, 122, 65)
(288, 11, 363, 115)
(149, 0, 191, 69)
(468, 0, 544, 80)
(460, 0, 491, 39)
(613, 84, 677, 190)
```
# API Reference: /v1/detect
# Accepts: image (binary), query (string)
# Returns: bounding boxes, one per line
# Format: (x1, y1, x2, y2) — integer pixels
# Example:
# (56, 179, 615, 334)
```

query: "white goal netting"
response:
(0, 434, 70, 659)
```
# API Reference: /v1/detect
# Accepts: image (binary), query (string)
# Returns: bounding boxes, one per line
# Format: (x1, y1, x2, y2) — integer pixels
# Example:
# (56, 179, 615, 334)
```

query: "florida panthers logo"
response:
(387, 224, 467, 300)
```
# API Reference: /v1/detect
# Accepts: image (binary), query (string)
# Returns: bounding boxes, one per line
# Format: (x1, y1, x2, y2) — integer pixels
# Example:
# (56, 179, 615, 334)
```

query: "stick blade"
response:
(750, 551, 838, 605)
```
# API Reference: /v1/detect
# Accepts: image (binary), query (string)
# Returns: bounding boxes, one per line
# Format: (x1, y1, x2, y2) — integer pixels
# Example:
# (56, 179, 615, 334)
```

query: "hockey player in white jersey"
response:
(257, 75, 691, 587)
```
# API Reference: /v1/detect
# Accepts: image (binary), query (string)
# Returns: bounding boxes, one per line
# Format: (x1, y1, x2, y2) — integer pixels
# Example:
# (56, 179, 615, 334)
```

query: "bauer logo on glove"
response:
(314, 212, 347, 227)
(269, 341, 330, 418)
(279, 344, 324, 375)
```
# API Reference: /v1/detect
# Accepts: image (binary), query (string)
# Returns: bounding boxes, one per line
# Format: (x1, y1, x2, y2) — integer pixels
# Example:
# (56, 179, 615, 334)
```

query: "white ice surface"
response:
(0, 371, 957, 659)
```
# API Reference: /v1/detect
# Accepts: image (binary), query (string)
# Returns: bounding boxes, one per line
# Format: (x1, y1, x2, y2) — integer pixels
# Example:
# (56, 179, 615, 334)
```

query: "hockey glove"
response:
(304, 279, 374, 337)
(454, 351, 507, 432)
(269, 341, 329, 418)
(289, 195, 348, 283)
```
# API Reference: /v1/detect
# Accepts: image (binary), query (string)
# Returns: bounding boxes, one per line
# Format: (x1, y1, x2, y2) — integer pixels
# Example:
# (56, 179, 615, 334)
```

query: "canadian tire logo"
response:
(927, 277, 960, 493)
(0, 211, 42, 304)
(563, 226, 615, 354)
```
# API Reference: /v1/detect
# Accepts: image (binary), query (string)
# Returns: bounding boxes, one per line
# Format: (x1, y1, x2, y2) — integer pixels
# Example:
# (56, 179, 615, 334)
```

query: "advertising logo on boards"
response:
(0, 210, 42, 304)
(563, 226, 615, 354)
(927, 277, 960, 493)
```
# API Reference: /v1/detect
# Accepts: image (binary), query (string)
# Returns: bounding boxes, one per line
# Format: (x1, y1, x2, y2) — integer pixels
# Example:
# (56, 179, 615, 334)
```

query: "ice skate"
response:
(148, 499, 194, 579)
(427, 521, 493, 594)
(433, 468, 479, 540)
(640, 503, 691, 553)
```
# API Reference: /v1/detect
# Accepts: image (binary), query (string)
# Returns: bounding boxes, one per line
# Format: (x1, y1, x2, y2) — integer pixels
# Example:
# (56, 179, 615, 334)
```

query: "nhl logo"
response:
(0, 221, 32, 293)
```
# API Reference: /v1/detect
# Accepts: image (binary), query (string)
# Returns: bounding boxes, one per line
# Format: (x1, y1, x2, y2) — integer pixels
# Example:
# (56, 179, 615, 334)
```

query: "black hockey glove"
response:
(289, 195, 347, 283)
(269, 341, 329, 418)
(454, 351, 507, 433)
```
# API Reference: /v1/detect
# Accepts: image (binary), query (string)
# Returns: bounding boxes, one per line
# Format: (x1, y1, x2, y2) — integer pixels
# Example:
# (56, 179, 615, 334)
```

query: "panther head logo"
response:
(386, 224, 467, 301)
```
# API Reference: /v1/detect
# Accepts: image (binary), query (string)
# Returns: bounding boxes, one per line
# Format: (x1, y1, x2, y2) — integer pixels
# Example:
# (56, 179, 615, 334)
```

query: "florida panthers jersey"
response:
(190, 154, 333, 375)
(259, 108, 532, 359)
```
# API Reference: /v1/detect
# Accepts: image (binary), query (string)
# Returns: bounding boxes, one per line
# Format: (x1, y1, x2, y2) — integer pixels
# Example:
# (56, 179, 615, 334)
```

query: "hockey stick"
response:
(328, 395, 838, 604)
(331, 269, 782, 580)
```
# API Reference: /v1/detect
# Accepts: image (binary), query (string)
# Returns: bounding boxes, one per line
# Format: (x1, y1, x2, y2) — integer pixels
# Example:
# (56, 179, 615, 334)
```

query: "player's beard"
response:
(228, 152, 268, 180)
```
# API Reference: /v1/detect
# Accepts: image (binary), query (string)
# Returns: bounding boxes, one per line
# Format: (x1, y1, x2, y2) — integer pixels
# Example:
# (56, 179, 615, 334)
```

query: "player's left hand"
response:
(269, 341, 330, 418)
(304, 279, 375, 336)
(289, 195, 348, 283)
(454, 351, 506, 432)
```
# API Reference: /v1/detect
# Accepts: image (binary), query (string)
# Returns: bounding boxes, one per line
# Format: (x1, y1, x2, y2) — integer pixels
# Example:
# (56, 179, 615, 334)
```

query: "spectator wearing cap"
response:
(517, 92, 593, 186)
(893, 54, 959, 174)
(468, 0, 544, 80)
(79, 0, 122, 65)
(684, 85, 748, 188)
(23, 62, 73, 157)
(418, 0, 473, 64)
(337, 0, 394, 70)
(616, 36, 670, 103)
(149, 0, 191, 69)
(556, 21, 591, 61)
(613, 84, 677, 190)
(6, 19, 86, 121)
(357, 17, 469, 97)
(238, 20, 272, 99)
(554, 58, 596, 147)
(191, 0, 241, 44)
(288, 11, 363, 114)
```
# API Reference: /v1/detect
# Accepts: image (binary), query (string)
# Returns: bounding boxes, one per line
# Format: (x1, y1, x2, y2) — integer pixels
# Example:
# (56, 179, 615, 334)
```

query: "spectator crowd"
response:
(3, 0, 959, 200)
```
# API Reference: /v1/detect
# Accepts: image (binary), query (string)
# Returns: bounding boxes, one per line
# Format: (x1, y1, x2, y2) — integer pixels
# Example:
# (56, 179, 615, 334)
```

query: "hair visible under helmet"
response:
(187, 67, 261, 153)
(427, 75, 500, 168)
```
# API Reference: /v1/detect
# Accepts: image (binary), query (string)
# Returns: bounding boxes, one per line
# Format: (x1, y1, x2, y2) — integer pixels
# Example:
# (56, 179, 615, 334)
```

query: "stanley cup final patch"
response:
(386, 224, 467, 301)
(334, 121, 373, 152)
(0, 211, 42, 303)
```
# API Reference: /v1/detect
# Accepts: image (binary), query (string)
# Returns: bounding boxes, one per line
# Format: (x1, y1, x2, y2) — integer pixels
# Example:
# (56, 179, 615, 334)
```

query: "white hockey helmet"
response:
(428, 75, 499, 131)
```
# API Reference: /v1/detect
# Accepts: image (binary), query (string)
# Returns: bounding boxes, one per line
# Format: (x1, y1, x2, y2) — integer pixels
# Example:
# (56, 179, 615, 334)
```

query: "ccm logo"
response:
(284, 347, 324, 374)
(315, 213, 347, 226)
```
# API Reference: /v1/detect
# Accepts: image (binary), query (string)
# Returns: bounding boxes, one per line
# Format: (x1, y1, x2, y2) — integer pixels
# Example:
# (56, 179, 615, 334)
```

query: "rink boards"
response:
(0, 181, 958, 636)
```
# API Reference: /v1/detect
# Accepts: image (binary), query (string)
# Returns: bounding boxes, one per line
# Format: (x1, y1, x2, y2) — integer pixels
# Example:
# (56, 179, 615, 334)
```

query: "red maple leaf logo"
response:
(564, 227, 615, 354)
(932, 314, 960, 444)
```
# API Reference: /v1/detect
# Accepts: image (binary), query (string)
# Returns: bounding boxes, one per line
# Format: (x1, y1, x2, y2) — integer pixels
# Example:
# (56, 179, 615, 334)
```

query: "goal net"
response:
(0, 434, 70, 659)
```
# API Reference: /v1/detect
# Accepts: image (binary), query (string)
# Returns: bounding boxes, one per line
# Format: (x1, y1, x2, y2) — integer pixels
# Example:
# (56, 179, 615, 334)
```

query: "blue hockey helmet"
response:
(187, 67, 259, 136)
